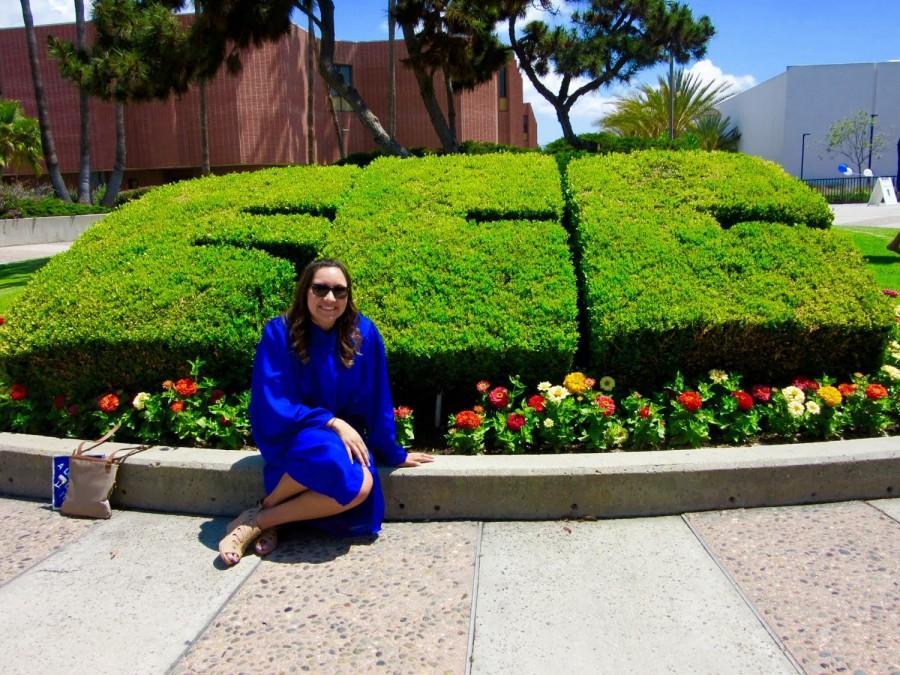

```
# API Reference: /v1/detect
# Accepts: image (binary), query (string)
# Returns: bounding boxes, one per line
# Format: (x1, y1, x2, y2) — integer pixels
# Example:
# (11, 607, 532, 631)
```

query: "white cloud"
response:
(0, 0, 81, 29)
(686, 59, 756, 96)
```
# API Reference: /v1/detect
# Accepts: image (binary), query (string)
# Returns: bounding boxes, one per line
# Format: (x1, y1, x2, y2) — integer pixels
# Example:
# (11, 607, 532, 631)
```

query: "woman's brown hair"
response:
(285, 259, 361, 368)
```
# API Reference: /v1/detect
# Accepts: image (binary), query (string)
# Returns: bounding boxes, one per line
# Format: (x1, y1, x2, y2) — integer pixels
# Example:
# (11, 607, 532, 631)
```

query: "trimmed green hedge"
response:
(568, 150, 892, 387)
(325, 154, 579, 395)
(1, 166, 358, 398)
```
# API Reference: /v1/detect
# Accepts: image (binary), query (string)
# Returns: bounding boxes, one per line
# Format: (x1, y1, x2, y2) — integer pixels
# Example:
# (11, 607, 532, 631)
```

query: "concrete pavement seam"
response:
(863, 500, 900, 525)
(464, 521, 484, 675)
(679, 513, 805, 675)
(164, 524, 263, 675)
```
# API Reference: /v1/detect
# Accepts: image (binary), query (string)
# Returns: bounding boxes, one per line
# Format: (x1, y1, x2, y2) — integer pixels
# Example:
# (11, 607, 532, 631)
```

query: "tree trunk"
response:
(388, 0, 396, 140)
(20, 0, 70, 201)
(398, 18, 457, 152)
(74, 0, 91, 203)
(444, 71, 458, 151)
(326, 88, 346, 160)
(199, 78, 210, 175)
(101, 102, 125, 207)
(316, 1, 409, 157)
(306, 8, 317, 164)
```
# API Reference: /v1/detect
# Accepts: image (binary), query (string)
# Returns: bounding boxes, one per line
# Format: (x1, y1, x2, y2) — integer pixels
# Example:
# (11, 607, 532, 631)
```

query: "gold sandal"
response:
(254, 528, 278, 557)
(219, 506, 262, 566)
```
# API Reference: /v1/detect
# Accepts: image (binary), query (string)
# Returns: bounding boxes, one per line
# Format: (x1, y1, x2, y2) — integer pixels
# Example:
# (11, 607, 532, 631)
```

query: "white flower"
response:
(132, 392, 150, 410)
(537, 381, 552, 393)
(546, 385, 569, 403)
(890, 341, 900, 360)
(598, 376, 616, 392)
(880, 364, 900, 381)
(782, 386, 805, 404)
(895, 304, 900, 319)
(607, 424, 629, 446)
(805, 401, 821, 415)
(787, 400, 805, 417)
(708, 369, 728, 384)
(543, 418, 555, 429)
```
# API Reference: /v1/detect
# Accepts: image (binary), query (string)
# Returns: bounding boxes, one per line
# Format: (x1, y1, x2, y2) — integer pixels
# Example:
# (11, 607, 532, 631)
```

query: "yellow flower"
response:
(563, 371, 590, 394)
(880, 364, 900, 381)
(598, 376, 616, 392)
(708, 369, 728, 384)
(817, 386, 842, 408)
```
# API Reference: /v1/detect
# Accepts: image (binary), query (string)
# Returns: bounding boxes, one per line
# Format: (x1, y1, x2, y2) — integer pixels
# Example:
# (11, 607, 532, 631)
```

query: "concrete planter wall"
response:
(0, 214, 106, 247)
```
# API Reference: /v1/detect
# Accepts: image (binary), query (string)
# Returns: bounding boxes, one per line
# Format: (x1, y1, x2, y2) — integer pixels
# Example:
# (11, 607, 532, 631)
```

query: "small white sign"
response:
(868, 177, 898, 205)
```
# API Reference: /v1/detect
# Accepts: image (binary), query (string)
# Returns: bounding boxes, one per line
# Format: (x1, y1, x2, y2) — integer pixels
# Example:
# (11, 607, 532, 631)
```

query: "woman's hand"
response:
(399, 452, 435, 467)
(328, 417, 370, 466)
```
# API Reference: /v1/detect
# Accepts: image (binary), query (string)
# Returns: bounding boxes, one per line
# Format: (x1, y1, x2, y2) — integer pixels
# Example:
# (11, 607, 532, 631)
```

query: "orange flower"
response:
(837, 383, 857, 397)
(818, 386, 842, 408)
(162, 380, 175, 391)
(595, 394, 616, 416)
(170, 400, 185, 413)
(98, 393, 119, 413)
(455, 410, 482, 430)
(677, 391, 702, 413)
(393, 406, 413, 419)
(174, 378, 198, 397)
(865, 384, 888, 401)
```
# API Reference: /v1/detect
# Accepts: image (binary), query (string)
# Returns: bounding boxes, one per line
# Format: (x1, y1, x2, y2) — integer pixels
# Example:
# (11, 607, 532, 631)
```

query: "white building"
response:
(717, 62, 900, 180)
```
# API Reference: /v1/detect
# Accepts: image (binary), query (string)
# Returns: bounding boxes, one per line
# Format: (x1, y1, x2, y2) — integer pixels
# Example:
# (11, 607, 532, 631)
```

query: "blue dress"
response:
(249, 314, 408, 537)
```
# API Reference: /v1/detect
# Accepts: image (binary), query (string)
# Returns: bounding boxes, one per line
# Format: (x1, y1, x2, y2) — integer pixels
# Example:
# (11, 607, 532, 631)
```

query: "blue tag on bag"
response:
(52, 456, 70, 509)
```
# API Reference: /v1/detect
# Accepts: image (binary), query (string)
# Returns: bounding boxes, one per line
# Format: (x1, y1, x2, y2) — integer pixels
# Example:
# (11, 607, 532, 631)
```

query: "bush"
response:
(325, 153, 579, 396)
(567, 150, 892, 388)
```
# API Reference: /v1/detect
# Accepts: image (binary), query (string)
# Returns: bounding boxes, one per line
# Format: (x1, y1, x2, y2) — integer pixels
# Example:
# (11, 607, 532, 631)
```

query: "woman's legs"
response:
(256, 467, 373, 530)
(262, 472, 310, 508)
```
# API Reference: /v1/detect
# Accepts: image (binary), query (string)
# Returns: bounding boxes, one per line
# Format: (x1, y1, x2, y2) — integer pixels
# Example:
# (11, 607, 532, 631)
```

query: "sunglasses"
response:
(310, 283, 349, 299)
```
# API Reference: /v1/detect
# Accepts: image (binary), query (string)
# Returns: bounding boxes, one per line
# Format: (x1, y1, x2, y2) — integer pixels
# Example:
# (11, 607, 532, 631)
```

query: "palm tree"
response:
(20, 0, 71, 201)
(690, 111, 740, 151)
(388, 0, 396, 140)
(74, 0, 92, 203)
(599, 68, 733, 139)
(0, 98, 43, 173)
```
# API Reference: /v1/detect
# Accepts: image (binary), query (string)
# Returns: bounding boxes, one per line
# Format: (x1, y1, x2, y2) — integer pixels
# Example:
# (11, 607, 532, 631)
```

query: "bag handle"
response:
(106, 445, 150, 464)
(73, 422, 122, 457)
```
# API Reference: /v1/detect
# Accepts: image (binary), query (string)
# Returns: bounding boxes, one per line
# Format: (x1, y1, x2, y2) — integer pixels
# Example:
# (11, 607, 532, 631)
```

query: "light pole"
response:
(800, 133, 810, 180)
(867, 113, 878, 170)
(668, 51, 675, 140)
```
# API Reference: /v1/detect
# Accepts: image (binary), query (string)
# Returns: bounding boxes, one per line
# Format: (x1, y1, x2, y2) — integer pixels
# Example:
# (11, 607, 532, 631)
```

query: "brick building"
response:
(0, 20, 538, 187)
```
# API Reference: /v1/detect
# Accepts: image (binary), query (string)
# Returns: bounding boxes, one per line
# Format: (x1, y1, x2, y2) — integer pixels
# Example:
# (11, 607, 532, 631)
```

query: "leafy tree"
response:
(20, 0, 71, 201)
(0, 99, 43, 173)
(50, 0, 193, 205)
(505, 0, 714, 150)
(393, 0, 510, 152)
(825, 110, 885, 174)
(599, 68, 731, 137)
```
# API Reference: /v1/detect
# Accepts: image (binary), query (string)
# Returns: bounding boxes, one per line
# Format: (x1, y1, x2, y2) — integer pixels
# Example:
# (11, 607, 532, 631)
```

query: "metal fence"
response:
(803, 175, 898, 202)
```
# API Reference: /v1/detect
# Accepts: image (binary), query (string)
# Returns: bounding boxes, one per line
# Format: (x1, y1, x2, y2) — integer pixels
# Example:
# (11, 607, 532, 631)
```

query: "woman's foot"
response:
(254, 528, 279, 557)
(219, 506, 262, 566)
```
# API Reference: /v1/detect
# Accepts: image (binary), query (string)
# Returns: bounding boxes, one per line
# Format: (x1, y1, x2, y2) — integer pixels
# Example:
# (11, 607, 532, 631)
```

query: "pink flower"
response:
(476, 380, 491, 394)
(595, 394, 616, 416)
(488, 386, 509, 409)
(506, 413, 526, 432)
(791, 376, 819, 393)
(750, 385, 771, 403)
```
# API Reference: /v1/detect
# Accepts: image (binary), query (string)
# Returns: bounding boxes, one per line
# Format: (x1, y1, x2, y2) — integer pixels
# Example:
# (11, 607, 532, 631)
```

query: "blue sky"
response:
(3, 1, 899, 145)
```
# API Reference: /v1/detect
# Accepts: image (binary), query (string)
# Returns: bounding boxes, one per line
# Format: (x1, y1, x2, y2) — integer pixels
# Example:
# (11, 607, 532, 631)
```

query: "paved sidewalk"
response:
(2, 494, 897, 674)
(831, 203, 900, 229)
(0, 241, 73, 264)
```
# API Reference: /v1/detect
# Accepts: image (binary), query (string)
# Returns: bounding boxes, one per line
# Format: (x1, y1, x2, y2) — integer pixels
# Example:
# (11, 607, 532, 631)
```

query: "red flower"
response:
(527, 394, 546, 412)
(394, 405, 413, 419)
(677, 391, 702, 413)
(733, 390, 754, 411)
(170, 400, 185, 413)
(455, 410, 482, 430)
(476, 380, 491, 393)
(595, 394, 616, 416)
(865, 384, 888, 401)
(174, 378, 198, 397)
(506, 413, 526, 432)
(750, 385, 771, 403)
(98, 393, 119, 413)
(838, 383, 857, 397)
(52, 395, 66, 411)
(10, 383, 28, 401)
(488, 386, 509, 409)
(67, 404, 80, 417)
(791, 376, 819, 393)
(210, 388, 225, 403)
(882, 288, 898, 298)
(0, 316, 5, 325)
(639, 406, 651, 419)
(219, 416, 231, 426)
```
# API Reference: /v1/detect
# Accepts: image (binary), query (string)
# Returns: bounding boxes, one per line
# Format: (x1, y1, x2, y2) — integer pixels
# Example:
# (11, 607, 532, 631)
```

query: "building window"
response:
(330, 64, 353, 112)
(498, 67, 507, 98)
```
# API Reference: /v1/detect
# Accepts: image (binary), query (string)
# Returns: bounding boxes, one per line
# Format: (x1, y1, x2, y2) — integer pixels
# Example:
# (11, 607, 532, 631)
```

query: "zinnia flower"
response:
(677, 391, 702, 413)
(527, 394, 546, 412)
(546, 385, 569, 403)
(476, 380, 491, 394)
(162, 379, 175, 391)
(751, 385, 772, 403)
(595, 394, 616, 416)
(170, 400, 185, 414)
(536, 381, 552, 393)
(506, 413, 526, 432)
(563, 372, 590, 394)
(733, 390, 754, 411)
(818, 386, 842, 408)
(10, 383, 27, 401)
(708, 369, 728, 384)
(473, 405, 485, 415)
(67, 404, 80, 416)
(782, 386, 805, 404)
(98, 393, 120, 413)
(805, 401, 821, 415)
(210, 388, 226, 403)
(865, 384, 888, 401)
(455, 410, 482, 430)
(787, 400, 804, 417)
(639, 406, 651, 419)
(608, 424, 629, 446)
(884, 288, 899, 298)
(791, 376, 819, 393)
(889, 341, 900, 360)
(52, 394, 66, 411)
(174, 378, 198, 397)
(219, 416, 231, 427)
(880, 365, 900, 381)
(0, 316, 6, 325)
(394, 406, 413, 419)
(132, 392, 150, 410)
(838, 383, 857, 397)
(488, 386, 510, 409)
(584, 377, 596, 389)
(598, 376, 616, 392)
(543, 418, 554, 429)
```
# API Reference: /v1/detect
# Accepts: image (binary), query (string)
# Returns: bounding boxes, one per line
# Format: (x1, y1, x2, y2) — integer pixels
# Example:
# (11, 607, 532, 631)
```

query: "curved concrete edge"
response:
(0, 214, 105, 246)
(0, 432, 897, 519)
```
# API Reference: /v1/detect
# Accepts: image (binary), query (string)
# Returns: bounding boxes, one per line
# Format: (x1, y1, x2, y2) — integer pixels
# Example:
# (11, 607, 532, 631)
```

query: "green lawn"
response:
(0, 258, 50, 314)
(838, 227, 900, 290)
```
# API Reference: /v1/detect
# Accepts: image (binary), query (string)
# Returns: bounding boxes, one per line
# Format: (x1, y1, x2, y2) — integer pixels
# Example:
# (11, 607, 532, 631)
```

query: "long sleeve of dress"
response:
(363, 323, 408, 467)
(250, 318, 334, 446)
